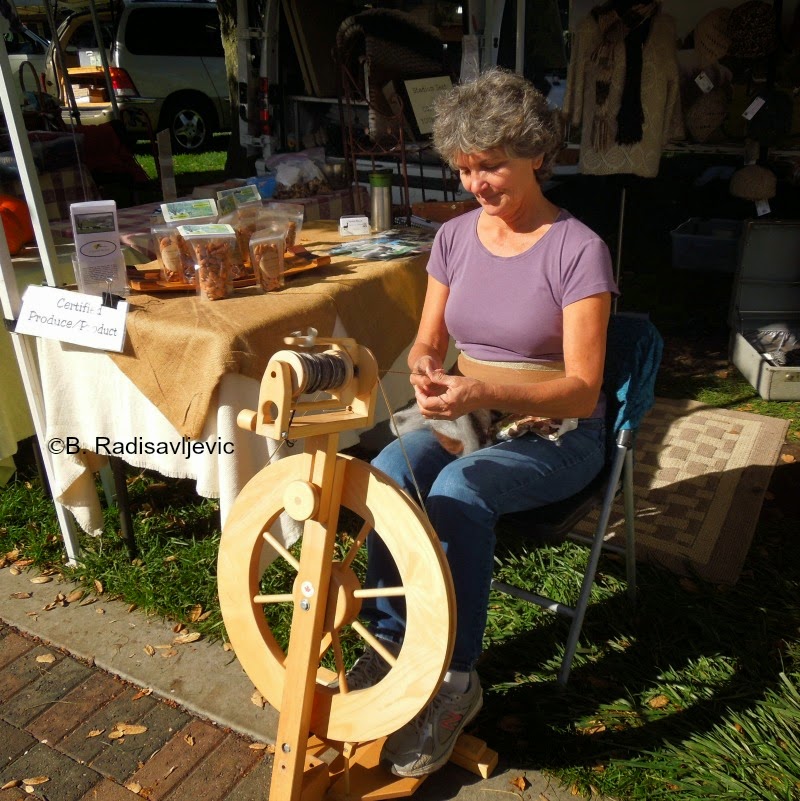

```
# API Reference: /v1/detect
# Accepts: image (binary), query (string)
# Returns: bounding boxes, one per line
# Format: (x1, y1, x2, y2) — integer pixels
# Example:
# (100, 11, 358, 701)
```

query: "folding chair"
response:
(492, 313, 664, 686)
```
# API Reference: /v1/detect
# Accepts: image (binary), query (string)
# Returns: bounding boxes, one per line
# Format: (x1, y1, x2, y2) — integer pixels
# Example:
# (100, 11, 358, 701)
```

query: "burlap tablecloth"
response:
(110, 221, 429, 439)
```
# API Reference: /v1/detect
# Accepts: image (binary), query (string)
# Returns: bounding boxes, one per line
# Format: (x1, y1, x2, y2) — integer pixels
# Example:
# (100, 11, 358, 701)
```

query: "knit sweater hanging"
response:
(564, 7, 684, 177)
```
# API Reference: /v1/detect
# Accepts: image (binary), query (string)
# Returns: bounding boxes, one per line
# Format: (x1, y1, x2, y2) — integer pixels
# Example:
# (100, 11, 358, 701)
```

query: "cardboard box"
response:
(729, 219, 800, 400)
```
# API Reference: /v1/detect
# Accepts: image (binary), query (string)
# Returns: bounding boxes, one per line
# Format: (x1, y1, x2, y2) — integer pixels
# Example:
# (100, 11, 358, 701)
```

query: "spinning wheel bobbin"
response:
(218, 335, 496, 801)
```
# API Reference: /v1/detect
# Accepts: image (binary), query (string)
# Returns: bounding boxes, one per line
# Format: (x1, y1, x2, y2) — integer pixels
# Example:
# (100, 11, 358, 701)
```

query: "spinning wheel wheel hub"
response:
(321, 562, 362, 632)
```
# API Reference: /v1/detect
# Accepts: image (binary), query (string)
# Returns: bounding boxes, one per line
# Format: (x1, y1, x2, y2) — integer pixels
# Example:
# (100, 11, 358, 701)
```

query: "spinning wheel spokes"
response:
(218, 453, 454, 745)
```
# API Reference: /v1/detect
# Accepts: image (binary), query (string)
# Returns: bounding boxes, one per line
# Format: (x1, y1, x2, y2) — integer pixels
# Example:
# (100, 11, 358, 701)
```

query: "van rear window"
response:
(124, 8, 224, 58)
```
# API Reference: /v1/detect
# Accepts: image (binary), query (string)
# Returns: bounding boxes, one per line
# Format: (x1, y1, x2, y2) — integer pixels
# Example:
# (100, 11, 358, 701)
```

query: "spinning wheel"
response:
(217, 334, 494, 801)
(218, 451, 454, 744)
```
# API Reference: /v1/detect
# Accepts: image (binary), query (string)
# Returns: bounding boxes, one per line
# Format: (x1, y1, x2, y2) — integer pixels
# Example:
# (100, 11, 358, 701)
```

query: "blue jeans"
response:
(366, 419, 606, 672)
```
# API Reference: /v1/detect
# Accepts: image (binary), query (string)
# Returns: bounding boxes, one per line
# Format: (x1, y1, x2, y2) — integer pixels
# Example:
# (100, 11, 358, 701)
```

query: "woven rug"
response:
(580, 398, 789, 585)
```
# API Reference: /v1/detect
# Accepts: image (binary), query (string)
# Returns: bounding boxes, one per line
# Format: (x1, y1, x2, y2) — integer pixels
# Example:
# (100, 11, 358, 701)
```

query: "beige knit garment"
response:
(563, 11, 684, 177)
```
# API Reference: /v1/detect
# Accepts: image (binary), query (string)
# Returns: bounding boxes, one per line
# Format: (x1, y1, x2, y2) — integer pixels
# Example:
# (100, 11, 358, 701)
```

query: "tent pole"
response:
(0, 32, 82, 564)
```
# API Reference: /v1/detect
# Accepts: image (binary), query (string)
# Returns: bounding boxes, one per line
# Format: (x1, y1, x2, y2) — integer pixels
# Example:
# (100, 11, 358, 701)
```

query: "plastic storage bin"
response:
(671, 218, 742, 273)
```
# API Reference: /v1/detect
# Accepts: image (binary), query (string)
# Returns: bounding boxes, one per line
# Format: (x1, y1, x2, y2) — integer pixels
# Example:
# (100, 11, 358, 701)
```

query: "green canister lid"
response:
(368, 170, 393, 188)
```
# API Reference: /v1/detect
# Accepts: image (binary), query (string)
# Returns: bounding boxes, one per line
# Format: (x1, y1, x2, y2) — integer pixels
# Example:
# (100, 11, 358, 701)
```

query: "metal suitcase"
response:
(729, 219, 800, 401)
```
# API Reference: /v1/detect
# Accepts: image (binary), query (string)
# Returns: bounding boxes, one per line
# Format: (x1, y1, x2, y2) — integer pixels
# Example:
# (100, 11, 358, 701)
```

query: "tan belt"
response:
(457, 352, 565, 385)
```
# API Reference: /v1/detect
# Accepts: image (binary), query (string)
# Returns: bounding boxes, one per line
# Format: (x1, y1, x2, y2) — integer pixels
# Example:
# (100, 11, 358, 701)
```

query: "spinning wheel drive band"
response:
(218, 453, 455, 745)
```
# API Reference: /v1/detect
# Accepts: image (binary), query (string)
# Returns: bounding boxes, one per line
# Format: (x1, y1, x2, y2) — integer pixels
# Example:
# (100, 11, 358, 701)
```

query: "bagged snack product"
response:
(178, 223, 239, 301)
(264, 202, 304, 248)
(222, 209, 290, 275)
(161, 198, 218, 225)
(152, 224, 195, 283)
(250, 226, 287, 292)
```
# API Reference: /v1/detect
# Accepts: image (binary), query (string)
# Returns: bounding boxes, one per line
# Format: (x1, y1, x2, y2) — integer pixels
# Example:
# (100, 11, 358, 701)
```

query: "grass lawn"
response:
(2, 157, 800, 799)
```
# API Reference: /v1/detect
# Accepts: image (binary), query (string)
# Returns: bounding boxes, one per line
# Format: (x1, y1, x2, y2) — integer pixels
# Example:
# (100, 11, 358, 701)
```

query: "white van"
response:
(44, 0, 230, 152)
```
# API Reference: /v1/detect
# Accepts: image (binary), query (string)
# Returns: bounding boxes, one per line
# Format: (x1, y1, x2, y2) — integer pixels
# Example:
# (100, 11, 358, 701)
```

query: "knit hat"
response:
(727, 1, 778, 59)
(685, 88, 728, 143)
(695, 8, 731, 66)
(729, 164, 777, 200)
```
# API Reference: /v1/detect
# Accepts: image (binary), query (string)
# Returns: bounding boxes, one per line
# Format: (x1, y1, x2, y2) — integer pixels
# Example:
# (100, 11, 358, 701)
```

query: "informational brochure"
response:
(328, 228, 436, 261)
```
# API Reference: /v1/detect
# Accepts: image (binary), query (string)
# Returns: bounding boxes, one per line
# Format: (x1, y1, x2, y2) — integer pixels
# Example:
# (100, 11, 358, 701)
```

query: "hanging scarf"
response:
(589, 1, 660, 151)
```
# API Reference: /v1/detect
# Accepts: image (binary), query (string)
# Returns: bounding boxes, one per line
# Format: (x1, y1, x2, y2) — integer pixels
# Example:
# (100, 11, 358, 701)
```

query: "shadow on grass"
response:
(475, 502, 800, 775)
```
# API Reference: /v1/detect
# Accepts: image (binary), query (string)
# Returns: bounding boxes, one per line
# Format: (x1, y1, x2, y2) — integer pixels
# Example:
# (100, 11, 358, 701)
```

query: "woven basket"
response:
(729, 164, 777, 200)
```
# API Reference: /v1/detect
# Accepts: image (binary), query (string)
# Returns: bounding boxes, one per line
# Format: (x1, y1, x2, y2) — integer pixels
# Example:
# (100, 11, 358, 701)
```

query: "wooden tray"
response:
(128, 248, 332, 293)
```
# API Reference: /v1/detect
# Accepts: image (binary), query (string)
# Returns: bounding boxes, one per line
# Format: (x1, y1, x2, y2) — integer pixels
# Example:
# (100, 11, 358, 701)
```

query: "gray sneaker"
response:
(381, 671, 483, 777)
(330, 639, 400, 692)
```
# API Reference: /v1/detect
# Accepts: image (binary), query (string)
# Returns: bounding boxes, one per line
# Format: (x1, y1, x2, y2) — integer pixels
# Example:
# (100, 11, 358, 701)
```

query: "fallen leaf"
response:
(184, 734, 195, 746)
(10, 592, 32, 599)
(223, 642, 234, 652)
(125, 782, 143, 793)
(571, 785, 580, 796)
(14, 558, 34, 568)
(163, 555, 178, 563)
(249, 743, 268, 750)
(96, 608, 105, 615)
(160, 649, 178, 658)
(36, 654, 56, 664)
(9, 567, 20, 576)
(86, 729, 104, 738)
(172, 623, 184, 633)
(144, 645, 155, 656)
(65, 589, 84, 603)
(188, 604, 203, 622)
(5, 548, 20, 560)
(648, 695, 670, 709)
(30, 576, 53, 584)
(132, 688, 152, 700)
(197, 611, 212, 621)
(21, 776, 49, 785)
(251, 690, 266, 708)
(55, 593, 66, 602)
(510, 775, 530, 791)
(94, 579, 104, 594)
(173, 631, 201, 645)
(127, 603, 137, 613)
(42, 603, 58, 611)
(578, 721, 607, 735)
(781, 454, 796, 463)
(733, 722, 744, 733)
(108, 730, 125, 740)
(0, 780, 21, 790)
(78, 596, 96, 606)
(112, 723, 148, 736)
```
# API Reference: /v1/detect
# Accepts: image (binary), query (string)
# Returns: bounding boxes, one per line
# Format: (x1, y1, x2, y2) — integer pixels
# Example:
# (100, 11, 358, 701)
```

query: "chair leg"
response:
(557, 448, 627, 685)
(622, 449, 637, 604)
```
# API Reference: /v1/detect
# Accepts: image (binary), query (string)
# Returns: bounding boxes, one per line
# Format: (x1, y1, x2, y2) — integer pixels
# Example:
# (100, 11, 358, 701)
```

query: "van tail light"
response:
(109, 67, 139, 98)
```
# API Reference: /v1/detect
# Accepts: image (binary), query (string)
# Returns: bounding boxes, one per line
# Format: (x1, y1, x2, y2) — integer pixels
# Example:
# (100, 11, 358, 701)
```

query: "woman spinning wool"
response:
(350, 67, 619, 777)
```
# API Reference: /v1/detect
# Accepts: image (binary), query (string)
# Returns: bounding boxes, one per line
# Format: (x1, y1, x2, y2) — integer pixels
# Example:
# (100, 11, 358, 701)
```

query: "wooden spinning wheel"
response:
(217, 334, 497, 801)
(218, 451, 454, 744)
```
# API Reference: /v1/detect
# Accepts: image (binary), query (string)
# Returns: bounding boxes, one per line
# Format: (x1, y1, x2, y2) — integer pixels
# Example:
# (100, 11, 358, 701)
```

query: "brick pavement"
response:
(0, 625, 274, 801)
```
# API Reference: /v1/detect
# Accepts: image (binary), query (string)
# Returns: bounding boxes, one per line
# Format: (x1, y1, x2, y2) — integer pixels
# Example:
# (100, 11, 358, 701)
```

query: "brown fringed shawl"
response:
(589, 0, 661, 151)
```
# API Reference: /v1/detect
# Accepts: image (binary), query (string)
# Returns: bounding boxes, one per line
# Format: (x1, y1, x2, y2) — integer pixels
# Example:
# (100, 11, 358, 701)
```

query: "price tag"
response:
(755, 199, 771, 216)
(695, 71, 714, 93)
(742, 97, 766, 120)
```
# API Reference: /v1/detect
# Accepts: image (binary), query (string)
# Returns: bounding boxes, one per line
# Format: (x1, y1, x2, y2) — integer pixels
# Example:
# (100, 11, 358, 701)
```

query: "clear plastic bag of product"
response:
(178, 224, 239, 300)
(151, 224, 194, 283)
(264, 202, 304, 248)
(249, 225, 287, 292)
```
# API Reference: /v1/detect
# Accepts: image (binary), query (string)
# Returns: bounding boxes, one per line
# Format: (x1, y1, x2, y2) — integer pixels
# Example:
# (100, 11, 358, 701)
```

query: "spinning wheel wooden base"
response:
(218, 335, 497, 801)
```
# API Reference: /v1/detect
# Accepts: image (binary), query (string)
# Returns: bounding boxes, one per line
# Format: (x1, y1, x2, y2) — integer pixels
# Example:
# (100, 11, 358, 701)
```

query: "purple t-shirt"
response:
(427, 208, 618, 363)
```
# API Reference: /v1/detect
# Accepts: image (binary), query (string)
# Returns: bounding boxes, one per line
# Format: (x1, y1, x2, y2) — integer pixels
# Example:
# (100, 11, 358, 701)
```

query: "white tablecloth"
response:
(37, 327, 414, 537)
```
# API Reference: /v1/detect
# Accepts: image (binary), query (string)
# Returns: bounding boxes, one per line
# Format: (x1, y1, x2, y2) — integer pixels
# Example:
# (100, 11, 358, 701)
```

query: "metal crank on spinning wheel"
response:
(218, 330, 497, 801)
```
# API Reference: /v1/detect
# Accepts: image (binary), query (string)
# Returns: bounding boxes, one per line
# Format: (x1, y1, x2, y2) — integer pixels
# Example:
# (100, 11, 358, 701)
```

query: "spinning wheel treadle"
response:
(218, 452, 454, 744)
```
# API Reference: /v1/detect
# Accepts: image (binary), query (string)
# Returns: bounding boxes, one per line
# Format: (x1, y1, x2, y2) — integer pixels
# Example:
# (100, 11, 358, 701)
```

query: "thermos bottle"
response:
(368, 170, 393, 232)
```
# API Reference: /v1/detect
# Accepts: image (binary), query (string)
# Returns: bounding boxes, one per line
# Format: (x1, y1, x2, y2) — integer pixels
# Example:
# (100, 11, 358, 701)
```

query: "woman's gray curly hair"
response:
(432, 67, 563, 181)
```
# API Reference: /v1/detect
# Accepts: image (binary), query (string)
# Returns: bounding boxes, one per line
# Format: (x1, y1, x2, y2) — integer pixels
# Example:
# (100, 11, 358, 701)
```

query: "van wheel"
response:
(161, 95, 216, 153)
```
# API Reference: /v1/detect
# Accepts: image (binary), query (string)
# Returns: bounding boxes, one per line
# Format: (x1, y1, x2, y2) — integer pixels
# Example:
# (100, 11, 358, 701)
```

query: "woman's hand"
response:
(415, 370, 483, 420)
